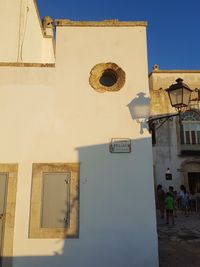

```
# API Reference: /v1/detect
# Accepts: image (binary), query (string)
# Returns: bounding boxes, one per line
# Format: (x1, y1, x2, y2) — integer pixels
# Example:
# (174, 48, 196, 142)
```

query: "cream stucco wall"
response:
(0, 22, 158, 267)
(0, 0, 55, 63)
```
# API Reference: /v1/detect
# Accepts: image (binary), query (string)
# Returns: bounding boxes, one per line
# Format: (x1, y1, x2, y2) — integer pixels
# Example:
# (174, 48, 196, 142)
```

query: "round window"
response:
(99, 69, 118, 87)
(89, 63, 125, 93)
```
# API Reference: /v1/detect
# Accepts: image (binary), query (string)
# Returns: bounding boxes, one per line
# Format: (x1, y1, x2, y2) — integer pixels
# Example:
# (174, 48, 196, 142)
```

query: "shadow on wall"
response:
(127, 92, 150, 134)
(1, 137, 158, 267)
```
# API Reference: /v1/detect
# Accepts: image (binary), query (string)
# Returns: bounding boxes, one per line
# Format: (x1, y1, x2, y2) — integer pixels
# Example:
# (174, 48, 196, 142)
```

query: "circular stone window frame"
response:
(89, 62, 125, 93)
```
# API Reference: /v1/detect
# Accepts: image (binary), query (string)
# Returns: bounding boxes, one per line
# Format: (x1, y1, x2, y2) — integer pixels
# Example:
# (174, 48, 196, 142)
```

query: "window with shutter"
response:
(29, 163, 80, 238)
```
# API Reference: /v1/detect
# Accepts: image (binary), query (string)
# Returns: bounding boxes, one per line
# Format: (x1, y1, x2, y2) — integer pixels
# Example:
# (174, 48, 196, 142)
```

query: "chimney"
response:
(42, 16, 54, 38)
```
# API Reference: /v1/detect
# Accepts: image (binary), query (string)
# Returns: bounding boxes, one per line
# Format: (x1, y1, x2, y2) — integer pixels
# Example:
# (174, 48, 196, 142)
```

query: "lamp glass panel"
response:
(182, 88, 191, 106)
(168, 88, 183, 107)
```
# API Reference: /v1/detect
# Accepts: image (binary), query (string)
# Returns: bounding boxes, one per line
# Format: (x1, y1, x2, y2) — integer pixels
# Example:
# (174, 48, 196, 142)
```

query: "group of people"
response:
(156, 184, 189, 225)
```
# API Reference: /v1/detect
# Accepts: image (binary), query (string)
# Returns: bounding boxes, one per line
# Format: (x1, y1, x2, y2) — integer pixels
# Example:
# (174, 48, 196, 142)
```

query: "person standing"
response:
(169, 186, 177, 217)
(165, 192, 175, 225)
(156, 185, 165, 218)
(179, 185, 189, 216)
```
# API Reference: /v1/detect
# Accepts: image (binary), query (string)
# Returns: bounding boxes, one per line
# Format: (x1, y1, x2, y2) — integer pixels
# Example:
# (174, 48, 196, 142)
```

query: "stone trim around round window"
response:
(89, 63, 125, 93)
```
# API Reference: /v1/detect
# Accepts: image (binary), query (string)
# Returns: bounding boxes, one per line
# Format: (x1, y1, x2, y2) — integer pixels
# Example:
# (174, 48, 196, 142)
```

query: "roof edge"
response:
(0, 63, 55, 68)
(149, 69, 200, 77)
(54, 19, 147, 27)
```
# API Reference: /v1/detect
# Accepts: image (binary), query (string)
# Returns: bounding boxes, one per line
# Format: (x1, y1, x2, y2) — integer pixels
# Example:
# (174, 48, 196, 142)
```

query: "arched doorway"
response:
(180, 160, 200, 194)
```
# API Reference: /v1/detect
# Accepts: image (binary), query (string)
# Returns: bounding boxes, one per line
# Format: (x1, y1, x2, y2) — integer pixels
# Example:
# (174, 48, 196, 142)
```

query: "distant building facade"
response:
(0, 1, 158, 267)
(149, 65, 200, 194)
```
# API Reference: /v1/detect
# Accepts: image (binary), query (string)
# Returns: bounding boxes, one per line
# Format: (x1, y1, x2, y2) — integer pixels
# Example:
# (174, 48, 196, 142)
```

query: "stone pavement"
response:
(157, 211, 200, 267)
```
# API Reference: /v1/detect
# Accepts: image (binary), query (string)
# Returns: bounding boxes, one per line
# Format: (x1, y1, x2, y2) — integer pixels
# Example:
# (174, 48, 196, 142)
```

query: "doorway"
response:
(188, 172, 200, 194)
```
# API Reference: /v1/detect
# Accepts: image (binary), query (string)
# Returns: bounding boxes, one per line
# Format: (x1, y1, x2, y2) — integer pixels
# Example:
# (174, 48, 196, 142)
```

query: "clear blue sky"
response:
(37, 0, 200, 72)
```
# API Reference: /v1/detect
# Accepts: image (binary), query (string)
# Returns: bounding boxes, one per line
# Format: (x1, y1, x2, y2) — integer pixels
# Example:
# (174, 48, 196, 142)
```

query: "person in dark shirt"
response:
(156, 185, 165, 218)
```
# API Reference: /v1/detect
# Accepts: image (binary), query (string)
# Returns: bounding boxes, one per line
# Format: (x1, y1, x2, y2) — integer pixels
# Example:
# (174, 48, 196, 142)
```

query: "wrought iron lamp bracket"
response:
(148, 113, 180, 132)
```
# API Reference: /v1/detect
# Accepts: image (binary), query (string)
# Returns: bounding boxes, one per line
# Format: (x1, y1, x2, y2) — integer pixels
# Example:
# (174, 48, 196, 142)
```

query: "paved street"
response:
(157, 211, 200, 267)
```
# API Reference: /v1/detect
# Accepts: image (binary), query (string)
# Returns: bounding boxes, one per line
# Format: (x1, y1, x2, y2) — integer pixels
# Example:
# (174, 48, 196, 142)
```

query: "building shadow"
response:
(1, 138, 158, 267)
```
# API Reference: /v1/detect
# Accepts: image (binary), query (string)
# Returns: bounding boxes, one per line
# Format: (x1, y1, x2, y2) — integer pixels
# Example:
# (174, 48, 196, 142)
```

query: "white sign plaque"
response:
(110, 138, 131, 153)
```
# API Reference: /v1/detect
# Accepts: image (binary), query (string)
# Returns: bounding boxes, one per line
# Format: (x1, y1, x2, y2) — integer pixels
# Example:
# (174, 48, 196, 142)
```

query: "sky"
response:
(37, 0, 200, 72)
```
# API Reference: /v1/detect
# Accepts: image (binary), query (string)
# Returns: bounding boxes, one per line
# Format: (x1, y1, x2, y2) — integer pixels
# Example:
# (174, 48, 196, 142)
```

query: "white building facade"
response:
(0, 1, 158, 266)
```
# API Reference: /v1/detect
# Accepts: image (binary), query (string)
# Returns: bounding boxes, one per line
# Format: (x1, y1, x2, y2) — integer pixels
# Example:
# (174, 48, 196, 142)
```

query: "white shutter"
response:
(0, 173, 8, 251)
(41, 172, 71, 228)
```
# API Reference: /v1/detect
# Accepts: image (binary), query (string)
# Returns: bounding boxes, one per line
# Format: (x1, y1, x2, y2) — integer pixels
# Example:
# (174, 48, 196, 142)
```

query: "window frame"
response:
(180, 110, 200, 145)
(29, 163, 80, 239)
(89, 62, 125, 93)
(0, 164, 18, 267)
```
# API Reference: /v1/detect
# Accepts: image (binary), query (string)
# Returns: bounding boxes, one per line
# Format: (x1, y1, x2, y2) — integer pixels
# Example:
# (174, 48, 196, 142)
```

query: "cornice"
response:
(149, 69, 200, 77)
(54, 19, 147, 27)
(0, 62, 55, 68)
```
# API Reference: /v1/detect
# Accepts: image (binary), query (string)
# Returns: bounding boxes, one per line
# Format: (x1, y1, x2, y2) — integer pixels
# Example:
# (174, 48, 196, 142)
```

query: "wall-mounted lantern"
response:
(148, 78, 193, 131)
(165, 168, 172, 180)
(166, 78, 192, 112)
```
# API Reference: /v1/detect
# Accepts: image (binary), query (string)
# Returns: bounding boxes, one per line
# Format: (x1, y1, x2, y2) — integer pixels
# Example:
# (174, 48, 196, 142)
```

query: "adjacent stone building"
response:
(149, 65, 200, 196)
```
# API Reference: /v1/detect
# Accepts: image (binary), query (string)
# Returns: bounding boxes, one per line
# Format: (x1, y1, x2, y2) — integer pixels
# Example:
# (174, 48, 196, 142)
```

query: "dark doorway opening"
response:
(188, 172, 200, 194)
